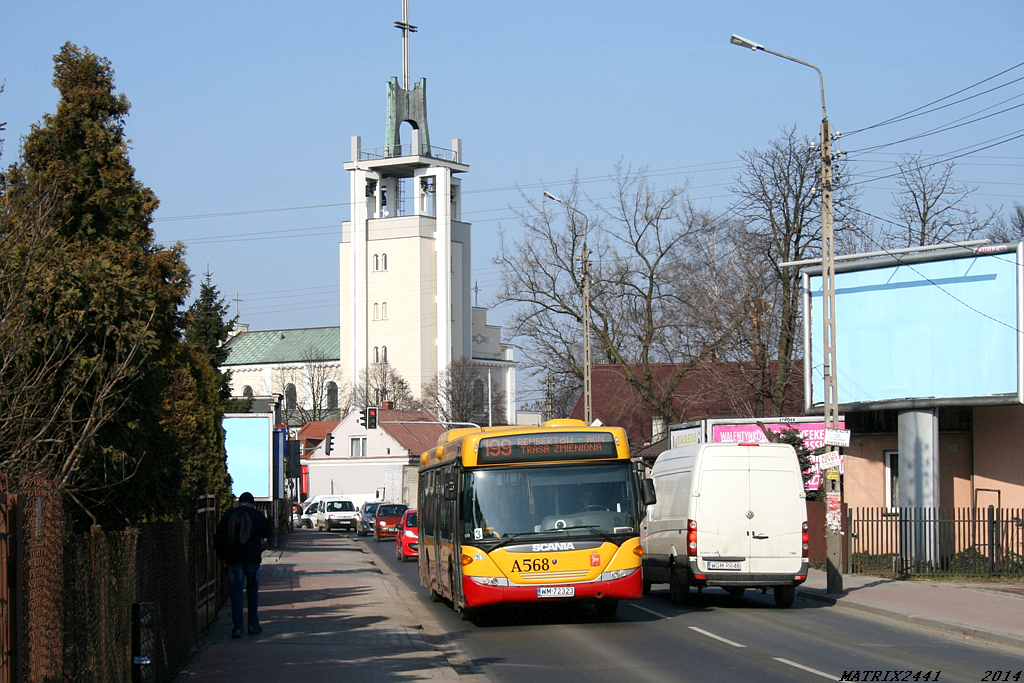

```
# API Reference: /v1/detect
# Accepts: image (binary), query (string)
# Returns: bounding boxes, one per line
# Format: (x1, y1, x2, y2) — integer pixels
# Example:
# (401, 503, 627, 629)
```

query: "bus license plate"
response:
(706, 561, 741, 570)
(538, 586, 574, 598)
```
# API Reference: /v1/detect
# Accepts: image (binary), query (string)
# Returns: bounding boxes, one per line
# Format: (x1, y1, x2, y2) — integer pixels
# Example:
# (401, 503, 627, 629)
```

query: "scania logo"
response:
(532, 542, 576, 552)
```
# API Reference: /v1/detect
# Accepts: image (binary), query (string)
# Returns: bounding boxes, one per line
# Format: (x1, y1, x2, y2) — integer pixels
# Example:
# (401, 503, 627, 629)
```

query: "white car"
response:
(313, 496, 357, 531)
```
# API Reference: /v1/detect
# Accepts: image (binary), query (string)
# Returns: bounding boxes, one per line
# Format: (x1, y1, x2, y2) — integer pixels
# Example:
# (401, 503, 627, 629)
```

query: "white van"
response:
(640, 442, 809, 607)
(312, 496, 358, 532)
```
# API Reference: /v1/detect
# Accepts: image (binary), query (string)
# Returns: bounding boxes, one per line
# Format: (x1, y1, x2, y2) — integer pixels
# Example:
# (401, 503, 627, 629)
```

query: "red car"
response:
(373, 503, 408, 542)
(395, 509, 418, 562)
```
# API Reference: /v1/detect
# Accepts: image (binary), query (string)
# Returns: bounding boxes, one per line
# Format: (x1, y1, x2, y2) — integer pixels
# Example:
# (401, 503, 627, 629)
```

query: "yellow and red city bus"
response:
(417, 419, 655, 619)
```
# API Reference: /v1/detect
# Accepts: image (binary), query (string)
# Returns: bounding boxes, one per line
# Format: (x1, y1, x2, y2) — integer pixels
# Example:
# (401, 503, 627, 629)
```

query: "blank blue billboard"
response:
(804, 245, 1022, 409)
(224, 414, 273, 498)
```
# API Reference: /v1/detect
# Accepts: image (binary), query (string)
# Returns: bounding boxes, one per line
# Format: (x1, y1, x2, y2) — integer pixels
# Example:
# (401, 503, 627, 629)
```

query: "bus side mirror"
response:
(641, 478, 657, 506)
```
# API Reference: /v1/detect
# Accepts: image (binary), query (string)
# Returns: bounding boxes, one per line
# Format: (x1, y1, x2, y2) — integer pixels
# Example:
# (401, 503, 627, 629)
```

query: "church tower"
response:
(341, 2, 473, 403)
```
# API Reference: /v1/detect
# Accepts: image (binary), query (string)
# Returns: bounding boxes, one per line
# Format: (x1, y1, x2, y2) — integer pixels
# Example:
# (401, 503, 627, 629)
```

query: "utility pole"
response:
(731, 34, 843, 593)
(581, 242, 593, 425)
(543, 191, 593, 424)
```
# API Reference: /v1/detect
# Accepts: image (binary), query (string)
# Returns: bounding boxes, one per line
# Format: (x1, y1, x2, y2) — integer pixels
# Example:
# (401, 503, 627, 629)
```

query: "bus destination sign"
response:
(477, 432, 617, 464)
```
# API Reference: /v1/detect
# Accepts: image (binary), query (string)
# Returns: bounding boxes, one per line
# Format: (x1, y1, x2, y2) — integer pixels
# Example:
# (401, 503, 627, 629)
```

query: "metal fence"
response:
(0, 479, 225, 683)
(848, 506, 1024, 577)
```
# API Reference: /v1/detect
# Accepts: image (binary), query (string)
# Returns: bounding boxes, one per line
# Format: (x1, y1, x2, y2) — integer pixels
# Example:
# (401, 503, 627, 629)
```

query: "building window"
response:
(885, 451, 899, 510)
(327, 381, 338, 410)
(350, 436, 366, 458)
(374, 346, 380, 364)
(373, 303, 380, 320)
(374, 254, 380, 272)
(241, 385, 253, 398)
(382, 253, 388, 271)
(381, 346, 388, 363)
(285, 383, 297, 410)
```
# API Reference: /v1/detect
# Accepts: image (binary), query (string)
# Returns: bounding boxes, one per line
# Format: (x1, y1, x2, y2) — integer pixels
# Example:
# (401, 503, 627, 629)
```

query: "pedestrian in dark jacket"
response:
(215, 492, 273, 638)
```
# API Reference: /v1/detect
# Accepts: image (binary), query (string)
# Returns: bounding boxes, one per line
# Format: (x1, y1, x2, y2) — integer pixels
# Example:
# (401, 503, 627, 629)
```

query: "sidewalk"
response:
(798, 567, 1024, 649)
(174, 532, 485, 682)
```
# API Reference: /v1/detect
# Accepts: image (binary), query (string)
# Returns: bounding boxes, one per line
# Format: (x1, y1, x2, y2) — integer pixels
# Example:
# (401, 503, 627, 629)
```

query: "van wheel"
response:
(774, 585, 795, 608)
(725, 587, 745, 598)
(669, 573, 690, 605)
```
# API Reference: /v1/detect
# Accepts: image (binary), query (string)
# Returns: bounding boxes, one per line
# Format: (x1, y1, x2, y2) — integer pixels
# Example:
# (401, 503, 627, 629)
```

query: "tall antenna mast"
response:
(394, 0, 417, 89)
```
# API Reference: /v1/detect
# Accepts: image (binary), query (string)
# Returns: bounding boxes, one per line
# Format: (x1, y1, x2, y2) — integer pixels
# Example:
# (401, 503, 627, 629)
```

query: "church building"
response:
(224, 4, 516, 427)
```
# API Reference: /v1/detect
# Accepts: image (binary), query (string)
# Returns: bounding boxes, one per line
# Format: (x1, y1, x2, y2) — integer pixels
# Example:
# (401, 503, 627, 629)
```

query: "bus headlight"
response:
(600, 568, 637, 582)
(469, 576, 509, 587)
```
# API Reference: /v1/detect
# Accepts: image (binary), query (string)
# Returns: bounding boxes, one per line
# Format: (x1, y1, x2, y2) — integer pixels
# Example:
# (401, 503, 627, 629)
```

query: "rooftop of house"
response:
(223, 326, 340, 366)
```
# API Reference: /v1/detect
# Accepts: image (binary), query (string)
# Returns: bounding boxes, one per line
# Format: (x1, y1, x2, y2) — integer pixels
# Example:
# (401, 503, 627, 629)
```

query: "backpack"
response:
(225, 507, 254, 550)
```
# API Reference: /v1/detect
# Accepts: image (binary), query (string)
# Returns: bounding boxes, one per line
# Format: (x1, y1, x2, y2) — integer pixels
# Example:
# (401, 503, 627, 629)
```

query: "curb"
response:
(797, 589, 1024, 651)
(364, 538, 491, 681)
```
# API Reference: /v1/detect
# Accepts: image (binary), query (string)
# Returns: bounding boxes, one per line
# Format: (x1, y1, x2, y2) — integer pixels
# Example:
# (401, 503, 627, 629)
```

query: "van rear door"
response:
(748, 453, 805, 574)
(694, 451, 750, 571)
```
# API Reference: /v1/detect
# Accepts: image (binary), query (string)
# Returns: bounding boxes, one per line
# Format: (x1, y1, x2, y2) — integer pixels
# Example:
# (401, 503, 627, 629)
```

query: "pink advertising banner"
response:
(711, 421, 846, 491)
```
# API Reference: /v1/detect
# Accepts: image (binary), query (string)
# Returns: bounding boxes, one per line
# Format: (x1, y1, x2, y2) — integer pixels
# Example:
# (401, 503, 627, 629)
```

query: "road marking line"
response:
(688, 626, 746, 648)
(773, 657, 838, 680)
(628, 603, 670, 618)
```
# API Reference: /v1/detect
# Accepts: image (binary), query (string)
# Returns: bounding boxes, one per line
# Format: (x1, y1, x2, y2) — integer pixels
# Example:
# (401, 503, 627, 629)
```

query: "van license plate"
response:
(538, 586, 574, 598)
(706, 561, 741, 570)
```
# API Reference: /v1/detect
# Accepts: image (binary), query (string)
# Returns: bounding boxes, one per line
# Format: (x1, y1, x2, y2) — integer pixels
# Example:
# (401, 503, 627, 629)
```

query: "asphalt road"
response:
(355, 532, 1023, 683)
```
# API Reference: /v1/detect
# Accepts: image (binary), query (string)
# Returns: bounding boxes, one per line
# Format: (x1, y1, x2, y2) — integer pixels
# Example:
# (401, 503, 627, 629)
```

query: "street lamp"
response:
(543, 191, 593, 425)
(731, 34, 842, 594)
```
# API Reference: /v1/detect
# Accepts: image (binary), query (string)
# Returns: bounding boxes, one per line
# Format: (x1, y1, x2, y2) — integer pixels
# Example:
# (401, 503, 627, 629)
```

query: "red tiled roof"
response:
(571, 361, 804, 446)
(378, 409, 447, 457)
(297, 420, 340, 447)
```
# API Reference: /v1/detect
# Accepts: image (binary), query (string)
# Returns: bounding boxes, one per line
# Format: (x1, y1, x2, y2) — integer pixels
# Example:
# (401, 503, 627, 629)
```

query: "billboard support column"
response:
(898, 409, 941, 571)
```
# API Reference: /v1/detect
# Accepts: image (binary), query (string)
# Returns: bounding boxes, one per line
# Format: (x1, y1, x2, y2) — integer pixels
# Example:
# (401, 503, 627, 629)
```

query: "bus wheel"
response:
(594, 599, 618, 619)
(429, 584, 442, 603)
(642, 579, 652, 596)
(669, 572, 690, 606)
(774, 585, 795, 608)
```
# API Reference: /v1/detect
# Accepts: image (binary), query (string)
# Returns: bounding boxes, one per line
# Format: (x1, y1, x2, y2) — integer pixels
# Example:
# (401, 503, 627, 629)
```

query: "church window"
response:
(241, 385, 253, 398)
(327, 381, 339, 409)
(285, 383, 297, 410)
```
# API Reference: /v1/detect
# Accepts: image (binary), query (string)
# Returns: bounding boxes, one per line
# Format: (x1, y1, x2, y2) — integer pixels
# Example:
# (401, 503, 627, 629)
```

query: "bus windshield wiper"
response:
(489, 530, 553, 550)
(561, 524, 616, 544)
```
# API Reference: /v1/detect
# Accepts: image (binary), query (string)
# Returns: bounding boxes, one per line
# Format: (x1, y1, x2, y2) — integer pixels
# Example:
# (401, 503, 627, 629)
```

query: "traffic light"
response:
(324, 433, 334, 455)
(366, 407, 378, 429)
(357, 409, 367, 428)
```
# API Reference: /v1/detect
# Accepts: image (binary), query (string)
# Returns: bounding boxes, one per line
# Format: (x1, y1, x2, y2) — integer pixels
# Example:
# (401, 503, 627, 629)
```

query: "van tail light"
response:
(801, 521, 809, 558)
(686, 519, 697, 558)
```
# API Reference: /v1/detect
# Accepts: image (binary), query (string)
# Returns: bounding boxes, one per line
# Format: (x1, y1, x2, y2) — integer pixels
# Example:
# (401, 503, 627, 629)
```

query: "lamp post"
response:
(543, 191, 593, 425)
(730, 34, 842, 594)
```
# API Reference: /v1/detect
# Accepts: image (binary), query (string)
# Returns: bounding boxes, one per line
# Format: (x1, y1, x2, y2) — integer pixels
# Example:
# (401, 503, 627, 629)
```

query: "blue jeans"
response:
(228, 562, 261, 634)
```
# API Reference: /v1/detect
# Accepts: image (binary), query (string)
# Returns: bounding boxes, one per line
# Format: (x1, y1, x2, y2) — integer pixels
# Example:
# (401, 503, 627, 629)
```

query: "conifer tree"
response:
(0, 43, 228, 526)
(186, 270, 236, 399)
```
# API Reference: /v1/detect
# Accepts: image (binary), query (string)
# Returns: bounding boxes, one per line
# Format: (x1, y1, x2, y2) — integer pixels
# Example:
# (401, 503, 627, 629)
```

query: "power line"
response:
(842, 60, 1024, 137)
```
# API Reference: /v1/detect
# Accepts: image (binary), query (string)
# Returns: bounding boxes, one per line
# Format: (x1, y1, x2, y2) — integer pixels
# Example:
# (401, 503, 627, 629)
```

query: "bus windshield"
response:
(461, 463, 638, 543)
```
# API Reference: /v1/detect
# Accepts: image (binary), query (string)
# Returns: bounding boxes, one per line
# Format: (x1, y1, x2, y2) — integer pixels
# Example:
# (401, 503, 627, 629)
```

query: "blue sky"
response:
(2, 1, 1022, 404)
